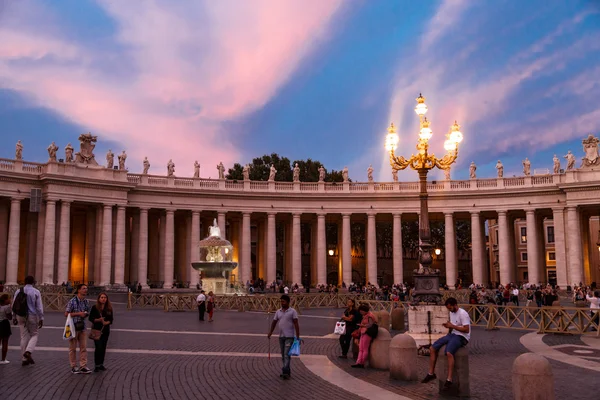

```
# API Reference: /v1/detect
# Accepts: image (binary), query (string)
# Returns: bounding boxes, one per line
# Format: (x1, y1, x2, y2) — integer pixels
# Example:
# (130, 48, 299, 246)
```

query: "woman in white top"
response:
(587, 290, 599, 330)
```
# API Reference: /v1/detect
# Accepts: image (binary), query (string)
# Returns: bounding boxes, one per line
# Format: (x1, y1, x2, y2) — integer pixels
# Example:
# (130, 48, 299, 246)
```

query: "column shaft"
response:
(164, 210, 175, 288)
(471, 212, 484, 285)
(552, 208, 568, 287)
(392, 213, 403, 285)
(498, 211, 512, 285)
(567, 207, 583, 285)
(525, 210, 541, 285)
(189, 211, 201, 287)
(5, 198, 22, 285)
(35, 202, 46, 281)
(138, 209, 149, 288)
(367, 213, 377, 286)
(218, 212, 226, 239)
(444, 213, 457, 288)
(42, 200, 57, 284)
(114, 206, 126, 285)
(57, 201, 71, 284)
(317, 213, 327, 285)
(266, 213, 277, 284)
(100, 205, 113, 286)
(292, 213, 302, 286)
(342, 214, 352, 286)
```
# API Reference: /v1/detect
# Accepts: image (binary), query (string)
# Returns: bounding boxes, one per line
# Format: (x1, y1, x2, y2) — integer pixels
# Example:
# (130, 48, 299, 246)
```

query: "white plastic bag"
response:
(63, 314, 76, 341)
(334, 321, 346, 335)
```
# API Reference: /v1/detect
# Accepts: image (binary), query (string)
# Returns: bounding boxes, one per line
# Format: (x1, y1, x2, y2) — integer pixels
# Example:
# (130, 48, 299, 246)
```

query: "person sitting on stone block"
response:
(421, 297, 470, 390)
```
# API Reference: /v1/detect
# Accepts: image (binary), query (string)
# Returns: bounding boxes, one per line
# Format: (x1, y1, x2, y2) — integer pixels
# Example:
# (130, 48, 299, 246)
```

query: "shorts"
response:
(432, 333, 467, 355)
(0, 319, 11, 338)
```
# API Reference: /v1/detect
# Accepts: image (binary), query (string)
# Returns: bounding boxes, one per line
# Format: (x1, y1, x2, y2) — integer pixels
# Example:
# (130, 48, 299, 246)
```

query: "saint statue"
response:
(392, 169, 398, 182)
(342, 166, 349, 182)
(564, 151, 575, 170)
(65, 143, 74, 163)
(194, 161, 200, 178)
(367, 165, 374, 182)
(15, 140, 23, 160)
(118, 150, 127, 170)
(553, 154, 560, 174)
(318, 166, 325, 182)
(242, 164, 250, 181)
(209, 218, 221, 237)
(522, 157, 531, 176)
(217, 162, 225, 179)
(496, 160, 503, 178)
(143, 157, 150, 174)
(106, 149, 114, 168)
(268, 164, 277, 181)
(167, 159, 175, 177)
(47, 142, 58, 162)
(293, 163, 300, 182)
(444, 168, 451, 181)
(469, 161, 476, 179)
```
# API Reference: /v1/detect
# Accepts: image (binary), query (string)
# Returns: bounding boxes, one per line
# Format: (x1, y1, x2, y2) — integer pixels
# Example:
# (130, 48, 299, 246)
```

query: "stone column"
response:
(317, 213, 327, 285)
(42, 200, 57, 284)
(100, 205, 113, 286)
(392, 213, 403, 285)
(164, 209, 175, 288)
(566, 206, 583, 286)
(5, 198, 22, 285)
(190, 211, 201, 287)
(342, 213, 352, 286)
(35, 202, 46, 281)
(470, 211, 485, 285)
(137, 208, 149, 289)
(444, 212, 457, 288)
(552, 208, 568, 288)
(367, 213, 378, 286)
(56, 201, 71, 285)
(267, 212, 277, 284)
(218, 211, 227, 238)
(498, 211, 512, 285)
(292, 213, 302, 286)
(0, 202, 9, 283)
(241, 212, 252, 284)
(525, 209, 541, 285)
(114, 206, 126, 285)
(158, 213, 166, 282)
(94, 206, 103, 285)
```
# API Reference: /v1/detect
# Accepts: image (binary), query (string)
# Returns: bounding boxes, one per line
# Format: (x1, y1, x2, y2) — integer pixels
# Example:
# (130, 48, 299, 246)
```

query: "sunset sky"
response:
(1, 0, 599, 181)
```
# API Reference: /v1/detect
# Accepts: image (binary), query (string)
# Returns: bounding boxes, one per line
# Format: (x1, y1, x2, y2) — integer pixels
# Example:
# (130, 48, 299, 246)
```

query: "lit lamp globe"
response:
(444, 139, 457, 152)
(328, 249, 334, 256)
(435, 248, 441, 256)
(419, 118, 432, 141)
(385, 123, 399, 152)
(449, 121, 463, 144)
(414, 93, 428, 116)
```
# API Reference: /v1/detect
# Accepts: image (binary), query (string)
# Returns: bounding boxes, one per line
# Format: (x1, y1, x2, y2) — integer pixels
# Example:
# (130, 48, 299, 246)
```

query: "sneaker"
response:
(72, 367, 80, 374)
(23, 351, 34, 365)
(79, 367, 92, 374)
(443, 380, 453, 390)
(0, 360, 9, 365)
(98, 365, 106, 371)
(421, 373, 437, 383)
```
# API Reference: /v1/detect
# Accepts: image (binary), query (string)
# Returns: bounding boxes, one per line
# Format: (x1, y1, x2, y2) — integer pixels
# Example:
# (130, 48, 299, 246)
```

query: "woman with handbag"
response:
(338, 299, 361, 359)
(89, 292, 113, 372)
(351, 304, 377, 369)
(207, 291, 215, 322)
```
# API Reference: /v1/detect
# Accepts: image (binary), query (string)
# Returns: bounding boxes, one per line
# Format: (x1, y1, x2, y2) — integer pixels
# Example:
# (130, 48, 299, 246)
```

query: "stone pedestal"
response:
(389, 334, 418, 381)
(407, 305, 448, 348)
(202, 277, 230, 294)
(435, 345, 470, 397)
(391, 308, 405, 331)
(368, 327, 391, 370)
(512, 353, 554, 400)
(376, 311, 390, 330)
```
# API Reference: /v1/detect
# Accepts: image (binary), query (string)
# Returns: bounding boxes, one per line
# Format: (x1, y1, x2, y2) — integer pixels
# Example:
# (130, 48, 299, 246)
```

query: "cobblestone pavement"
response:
(0, 305, 598, 400)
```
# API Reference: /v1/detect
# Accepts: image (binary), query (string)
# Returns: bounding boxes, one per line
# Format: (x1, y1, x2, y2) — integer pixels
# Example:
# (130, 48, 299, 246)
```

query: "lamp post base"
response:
(411, 273, 442, 305)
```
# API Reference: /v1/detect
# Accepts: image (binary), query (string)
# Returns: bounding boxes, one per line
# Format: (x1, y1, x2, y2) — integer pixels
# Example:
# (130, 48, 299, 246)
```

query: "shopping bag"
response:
(334, 321, 346, 335)
(288, 338, 301, 357)
(63, 314, 76, 341)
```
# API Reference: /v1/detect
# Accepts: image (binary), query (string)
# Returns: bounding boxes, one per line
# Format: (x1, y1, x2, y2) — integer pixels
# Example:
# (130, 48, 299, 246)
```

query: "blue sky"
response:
(0, 0, 599, 181)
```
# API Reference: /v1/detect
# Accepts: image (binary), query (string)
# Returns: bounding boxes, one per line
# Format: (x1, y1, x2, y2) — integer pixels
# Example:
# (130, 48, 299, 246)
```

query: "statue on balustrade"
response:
(469, 162, 476, 179)
(194, 161, 200, 178)
(564, 151, 575, 170)
(496, 160, 503, 178)
(106, 149, 114, 168)
(553, 154, 561, 174)
(217, 162, 225, 179)
(242, 164, 249, 181)
(444, 167, 451, 181)
(318, 166, 325, 182)
(143, 157, 150, 174)
(47, 142, 58, 162)
(15, 140, 23, 160)
(118, 150, 127, 170)
(268, 164, 277, 181)
(75, 133, 99, 165)
(580, 134, 600, 169)
(392, 169, 398, 182)
(367, 165, 374, 182)
(522, 158, 531, 176)
(65, 143, 74, 163)
(293, 163, 300, 182)
(167, 159, 175, 177)
(342, 166, 349, 182)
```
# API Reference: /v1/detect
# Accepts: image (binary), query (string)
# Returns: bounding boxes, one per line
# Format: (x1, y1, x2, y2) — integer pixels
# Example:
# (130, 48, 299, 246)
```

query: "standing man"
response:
(421, 297, 470, 390)
(511, 285, 520, 306)
(197, 290, 206, 321)
(65, 284, 91, 374)
(12, 276, 44, 366)
(268, 295, 300, 379)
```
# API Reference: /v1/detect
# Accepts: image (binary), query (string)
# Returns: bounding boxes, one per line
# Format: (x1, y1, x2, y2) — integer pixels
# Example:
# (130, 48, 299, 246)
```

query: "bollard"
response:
(512, 353, 554, 400)
(389, 334, 418, 381)
(378, 310, 390, 331)
(391, 308, 405, 331)
(368, 327, 392, 370)
(435, 345, 470, 397)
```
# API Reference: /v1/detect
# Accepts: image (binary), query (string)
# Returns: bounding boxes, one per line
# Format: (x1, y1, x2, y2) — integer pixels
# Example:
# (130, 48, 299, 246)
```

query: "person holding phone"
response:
(65, 284, 91, 374)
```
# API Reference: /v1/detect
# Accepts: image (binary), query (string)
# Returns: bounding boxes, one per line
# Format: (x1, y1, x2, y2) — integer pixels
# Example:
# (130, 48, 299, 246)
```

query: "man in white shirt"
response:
(422, 297, 470, 390)
(267, 295, 300, 379)
(196, 290, 206, 321)
(587, 290, 600, 330)
(284, 286, 289, 294)
(511, 287, 520, 306)
(12, 275, 44, 366)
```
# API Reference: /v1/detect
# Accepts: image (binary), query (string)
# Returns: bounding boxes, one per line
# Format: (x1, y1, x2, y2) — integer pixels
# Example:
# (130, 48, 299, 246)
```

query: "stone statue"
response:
(293, 163, 300, 182)
(47, 142, 58, 162)
(522, 157, 531, 176)
(553, 154, 560, 174)
(209, 218, 221, 237)
(444, 168, 451, 181)
(106, 149, 114, 168)
(167, 159, 175, 177)
(15, 140, 23, 160)
(469, 162, 476, 179)
(367, 165, 374, 182)
(217, 162, 225, 179)
(496, 160, 503, 178)
(242, 164, 249, 181)
(143, 157, 150, 174)
(564, 151, 575, 170)
(75, 133, 99, 165)
(268, 164, 277, 181)
(342, 166, 349, 182)
(392, 169, 398, 182)
(318, 166, 325, 182)
(118, 150, 127, 170)
(65, 143, 74, 163)
(580, 134, 600, 168)
(194, 161, 200, 178)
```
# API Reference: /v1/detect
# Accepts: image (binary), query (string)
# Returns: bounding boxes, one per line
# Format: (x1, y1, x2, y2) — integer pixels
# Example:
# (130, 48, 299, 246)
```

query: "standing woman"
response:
(89, 292, 114, 372)
(207, 291, 215, 322)
(338, 299, 361, 359)
(351, 304, 377, 368)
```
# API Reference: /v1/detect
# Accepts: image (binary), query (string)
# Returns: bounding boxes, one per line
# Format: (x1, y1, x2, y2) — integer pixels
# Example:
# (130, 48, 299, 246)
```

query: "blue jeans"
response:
(279, 337, 294, 375)
(432, 333, 467, 355)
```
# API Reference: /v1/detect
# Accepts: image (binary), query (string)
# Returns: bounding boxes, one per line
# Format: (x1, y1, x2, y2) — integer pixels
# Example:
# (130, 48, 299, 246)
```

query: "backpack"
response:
(12, 287, 29, 317)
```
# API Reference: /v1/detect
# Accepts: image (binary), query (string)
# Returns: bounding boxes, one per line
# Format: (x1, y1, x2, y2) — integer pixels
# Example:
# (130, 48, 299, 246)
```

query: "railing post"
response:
(164, 295, 169, 312)
(538, 310, 545, 334)
(127, 292, 132, 310)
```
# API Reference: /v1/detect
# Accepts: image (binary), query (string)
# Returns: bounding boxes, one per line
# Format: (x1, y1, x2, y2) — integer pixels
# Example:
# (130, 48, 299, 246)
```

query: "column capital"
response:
(470, 210, 480, 216)
(139, 207, 150, 212)
(392, 212, 402, 218)
(165, 209, 176, 215)
(366, 212, 376, 218)
(552, 207, 565, 214)
(497, 210, 508, 216)
(103, 204, 112, 210)
(291, 212, 301, 218)
(316, 212, 326, 218)
(10, 198, 22, 204)
(191, 210, 202, 215)
(242, 211, 252, 217)
(46, 199, 57, 205)
(443, 211, 454, 217)
(117, 205, 126, 211)
(341, 213, 352, 218)
(524, 208, 536, 215)
(565, 205, 578, 212)
(267, 211, 277, 217)
(218, 211, 227, 216)
(61, 200, 72, 205)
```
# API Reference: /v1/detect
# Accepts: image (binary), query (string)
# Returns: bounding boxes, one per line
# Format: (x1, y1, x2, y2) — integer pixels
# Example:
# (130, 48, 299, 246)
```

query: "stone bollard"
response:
(512, 353, 554, 400)
(434, 345, 470, 397)
(378, 310, 390, 330)
(352, 337, 359, 360)
(368, 327, 392, 370)
(389, 334, 418, 381)
(391, 308, 405, 331)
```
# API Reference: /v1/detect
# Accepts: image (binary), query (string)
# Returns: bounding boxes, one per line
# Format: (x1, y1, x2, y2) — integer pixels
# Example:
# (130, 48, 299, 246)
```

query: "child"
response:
(0, 294, 12, 364)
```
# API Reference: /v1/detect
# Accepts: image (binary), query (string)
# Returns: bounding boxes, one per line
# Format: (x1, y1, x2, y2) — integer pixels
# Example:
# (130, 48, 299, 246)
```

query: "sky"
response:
(0, 0, 599, 181)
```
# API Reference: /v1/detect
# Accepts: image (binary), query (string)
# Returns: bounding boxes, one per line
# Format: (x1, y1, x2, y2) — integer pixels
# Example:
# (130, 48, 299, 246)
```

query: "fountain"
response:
(191, 219, 239, 295)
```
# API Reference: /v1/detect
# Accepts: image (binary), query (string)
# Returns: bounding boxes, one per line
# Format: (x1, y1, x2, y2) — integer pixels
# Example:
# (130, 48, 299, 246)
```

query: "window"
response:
(548, 252, 556, 261)
(521, 252, 528, 262)
(547, 226, 555, 243)
(520, 227, 527, 243)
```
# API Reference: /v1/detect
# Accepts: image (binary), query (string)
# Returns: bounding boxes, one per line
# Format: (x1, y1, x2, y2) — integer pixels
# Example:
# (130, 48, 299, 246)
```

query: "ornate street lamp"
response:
(385, 94, 464, 303)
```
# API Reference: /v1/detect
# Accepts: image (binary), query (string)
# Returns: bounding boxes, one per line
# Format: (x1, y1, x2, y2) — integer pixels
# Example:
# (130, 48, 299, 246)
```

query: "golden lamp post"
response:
(385, 94, 463, 302)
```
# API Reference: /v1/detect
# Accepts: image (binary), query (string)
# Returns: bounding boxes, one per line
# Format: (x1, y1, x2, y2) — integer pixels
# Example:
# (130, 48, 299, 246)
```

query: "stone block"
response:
(512, 353, 554, 400)
(389, 334, 418, 381)
(435, 345, 470, 397)
(368, 327, 392, 370)
(391, 308, 405, 331)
